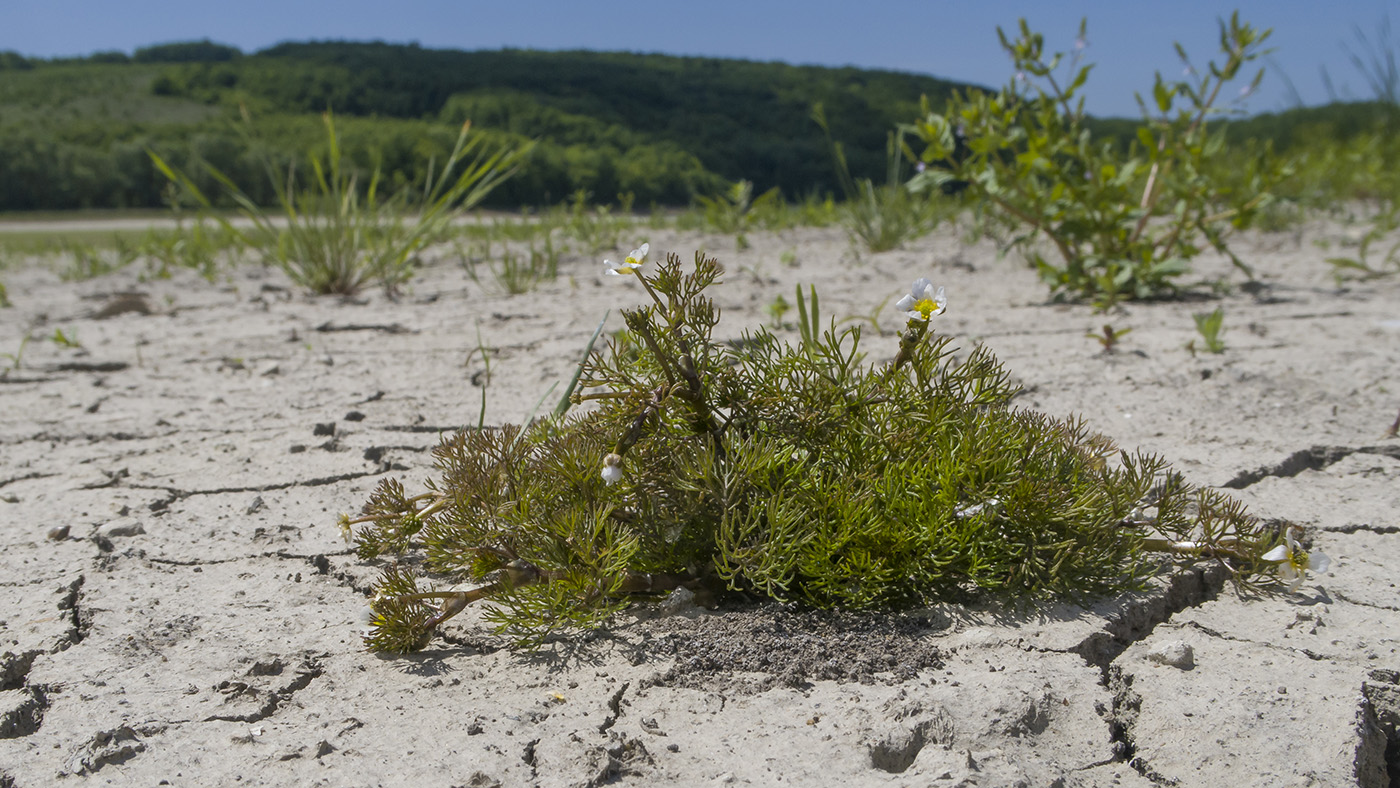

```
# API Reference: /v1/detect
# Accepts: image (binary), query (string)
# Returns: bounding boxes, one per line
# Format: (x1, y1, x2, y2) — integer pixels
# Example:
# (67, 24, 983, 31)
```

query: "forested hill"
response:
(156, 41, 977, 201)
(1, 39, 1397, 213)
(0, 40, 973, 211)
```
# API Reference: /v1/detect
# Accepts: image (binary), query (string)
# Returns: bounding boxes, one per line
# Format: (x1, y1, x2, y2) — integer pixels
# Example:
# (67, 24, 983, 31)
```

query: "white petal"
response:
(1308, 552, 1330, 573)
(933, 286, 947, 312)
(601, 465, 623, 485)
(910, 277, 932, 297)
(1260, 545, 1288, 562)
(895, 294, 915, 312)
(903, 310, 927, 321)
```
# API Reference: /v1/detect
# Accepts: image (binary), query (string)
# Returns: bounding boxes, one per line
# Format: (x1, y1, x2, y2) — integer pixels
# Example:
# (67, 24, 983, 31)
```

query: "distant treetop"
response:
(133, 39, 242, 64)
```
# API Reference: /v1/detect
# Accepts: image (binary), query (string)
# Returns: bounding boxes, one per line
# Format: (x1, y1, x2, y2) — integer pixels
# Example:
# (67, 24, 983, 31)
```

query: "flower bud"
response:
(601, 453, 624, 485)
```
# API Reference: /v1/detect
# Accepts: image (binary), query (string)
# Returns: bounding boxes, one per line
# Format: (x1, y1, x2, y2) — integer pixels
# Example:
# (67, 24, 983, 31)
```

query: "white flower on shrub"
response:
(1261, 528, 1330, 591)
(605, 243, 649, 276)
(896, 278, 947, 322)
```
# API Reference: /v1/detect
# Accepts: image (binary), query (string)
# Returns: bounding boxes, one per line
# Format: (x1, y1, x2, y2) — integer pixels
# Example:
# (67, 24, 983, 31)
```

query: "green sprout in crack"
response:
(343, 244, 1325, 652)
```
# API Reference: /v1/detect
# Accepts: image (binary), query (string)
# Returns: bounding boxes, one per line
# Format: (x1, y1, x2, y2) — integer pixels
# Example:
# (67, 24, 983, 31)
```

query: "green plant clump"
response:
(907, 15, 1282, 307)
(346, 247, 1312, 652)
(152, 111, 531, 294)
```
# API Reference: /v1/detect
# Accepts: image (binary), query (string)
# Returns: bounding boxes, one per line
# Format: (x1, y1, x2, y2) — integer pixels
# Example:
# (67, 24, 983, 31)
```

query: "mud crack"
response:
(597, 682, 629, 733)
(203, 655, 324, 724)
(577, 733, 654, 787)
(0, 472, 56, 490)
(55, 575, 92, 651)
(129, 469, 386, 509)
(1073, 564, 1228, 675)
(0, 686, 48, 739)
(0, 650, 40, 692)
(61, 723, 164, 776)
(1328, 523, 1400, 535)
(1103, 666, 1178, 785)
(1358, 671, 1400, 787)
(1224, 444, 1400, 489)
(315, 321, 414, 334)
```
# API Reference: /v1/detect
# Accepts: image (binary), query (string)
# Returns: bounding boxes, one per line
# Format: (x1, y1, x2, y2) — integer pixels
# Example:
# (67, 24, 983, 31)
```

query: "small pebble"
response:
(47, 525, 70, 541)
(660, 586, 698, 616)
(98, 518, 145, 539)
(1146, 640, 1194, 670)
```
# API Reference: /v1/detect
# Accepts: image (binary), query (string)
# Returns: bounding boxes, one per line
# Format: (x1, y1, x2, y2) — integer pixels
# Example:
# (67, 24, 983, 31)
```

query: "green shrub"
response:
(345, 248, 1306, 652)
(907, 15, 1282, 307)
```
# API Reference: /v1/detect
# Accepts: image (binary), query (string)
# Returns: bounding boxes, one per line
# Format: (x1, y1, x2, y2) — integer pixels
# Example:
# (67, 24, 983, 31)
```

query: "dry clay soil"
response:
(1, 222, 1399, 787)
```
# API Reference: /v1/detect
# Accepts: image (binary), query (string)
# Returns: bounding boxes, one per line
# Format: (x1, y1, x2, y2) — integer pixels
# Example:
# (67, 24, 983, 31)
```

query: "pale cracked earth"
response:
(1, 221, 1398, 787)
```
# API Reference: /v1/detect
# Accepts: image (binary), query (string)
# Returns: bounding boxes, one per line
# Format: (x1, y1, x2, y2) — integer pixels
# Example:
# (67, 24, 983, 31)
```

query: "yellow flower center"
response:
(1288, 549, 1309, 574)
(913, 297, 938, 318)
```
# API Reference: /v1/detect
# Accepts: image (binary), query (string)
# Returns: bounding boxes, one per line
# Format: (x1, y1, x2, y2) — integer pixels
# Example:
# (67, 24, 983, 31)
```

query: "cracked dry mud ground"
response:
(1, 222, 1398, 787)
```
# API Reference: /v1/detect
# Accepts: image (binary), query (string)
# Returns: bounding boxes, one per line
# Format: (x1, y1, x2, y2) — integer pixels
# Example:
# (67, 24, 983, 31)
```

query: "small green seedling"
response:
(50, 328, 82, 349)
(1087, 324, 1132, 353)
(766, 294, 791, 327)
(2, 334, 31, 372)
(1190, 307, 1227, 354)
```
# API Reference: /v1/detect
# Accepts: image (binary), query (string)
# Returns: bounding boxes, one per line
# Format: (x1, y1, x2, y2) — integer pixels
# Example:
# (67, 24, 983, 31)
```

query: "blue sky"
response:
(5, 1, 1396, 118)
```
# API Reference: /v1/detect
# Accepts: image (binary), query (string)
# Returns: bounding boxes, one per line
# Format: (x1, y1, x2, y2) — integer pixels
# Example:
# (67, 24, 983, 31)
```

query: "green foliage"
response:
(1190, 307, 1227, 354)
(814, 104, 945, 251)
(0, 51, 34, 71)
(1325, 205, 1400, 281)
(556, 190, 632, 252)
(347, 248, 1290, 652)
(906, 15, 1282, 307)
(1, 333, 30, 372)
(1086, 324, 1132, 353)
(463, 235, 563, 295)
(1341, 15, 1400, 105)
(137, 213, 245, 282)
(49, 328, 82, 349)
(693, 180, 783, 248)
(134, 40, 242, 64)
(57, 237, 141, 281)
(151, 112, 531, 294)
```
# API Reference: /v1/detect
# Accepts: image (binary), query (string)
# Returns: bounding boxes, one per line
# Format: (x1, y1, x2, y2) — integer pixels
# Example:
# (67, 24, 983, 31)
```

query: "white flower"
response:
(604, 243, 649, 276)
(356, 605, 379, 637)
(895, 278, 947, 322)
(1261, 528, 1330, 591)
(601, 453, 624, 485)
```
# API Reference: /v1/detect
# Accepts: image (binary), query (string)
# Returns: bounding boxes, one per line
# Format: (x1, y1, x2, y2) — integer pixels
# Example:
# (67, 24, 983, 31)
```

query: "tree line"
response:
(0, 40, 1396, 213)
